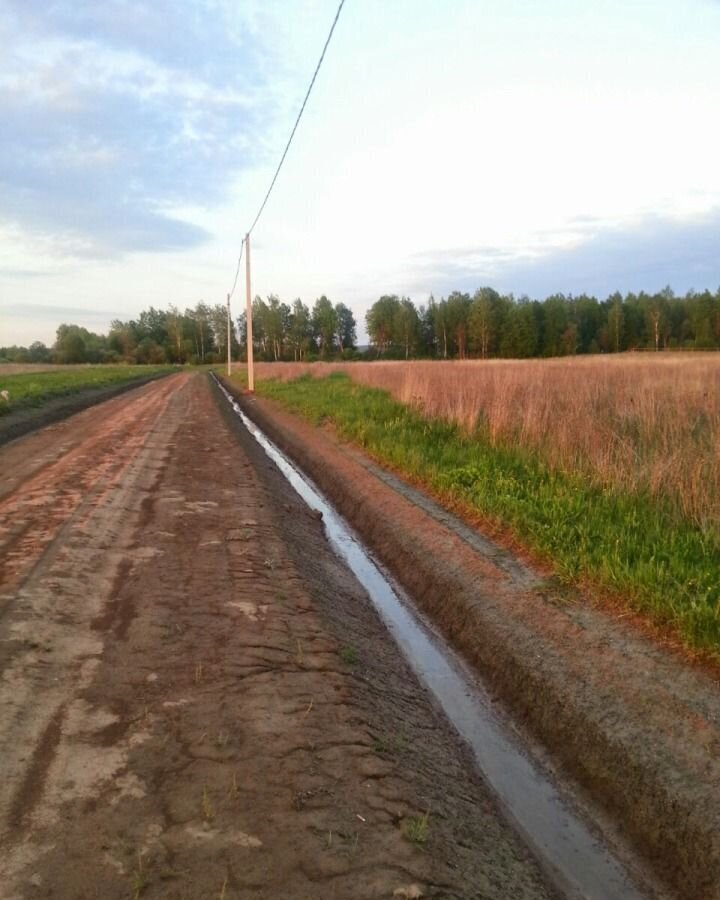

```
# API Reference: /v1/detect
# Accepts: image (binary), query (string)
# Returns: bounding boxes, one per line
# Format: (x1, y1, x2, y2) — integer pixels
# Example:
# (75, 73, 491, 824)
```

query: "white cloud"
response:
(2, 0, 720, 345)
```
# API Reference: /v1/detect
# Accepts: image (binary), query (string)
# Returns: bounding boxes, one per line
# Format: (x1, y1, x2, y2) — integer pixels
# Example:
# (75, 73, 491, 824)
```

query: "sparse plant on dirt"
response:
(131, 852, 148, 899)
(374, 733, 407, 755)
(228, 771, 240, 799)
(219, 876, 229, 900)
(337, 829, 360, 851)
(194, 662, 204, 684)
(403, 810, 430, 844)
(339, 646, 358, 665)
(202, 784, 214, 821)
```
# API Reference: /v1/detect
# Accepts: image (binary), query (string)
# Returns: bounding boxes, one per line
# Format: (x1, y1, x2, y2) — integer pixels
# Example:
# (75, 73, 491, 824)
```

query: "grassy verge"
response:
(241, 372, 720, 655)
(0, 366, 172, 416)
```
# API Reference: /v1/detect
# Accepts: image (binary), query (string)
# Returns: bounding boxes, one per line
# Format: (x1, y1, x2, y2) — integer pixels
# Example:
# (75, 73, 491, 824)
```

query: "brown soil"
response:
(227, 381, 720, 900)
(0, 373, 558, 900)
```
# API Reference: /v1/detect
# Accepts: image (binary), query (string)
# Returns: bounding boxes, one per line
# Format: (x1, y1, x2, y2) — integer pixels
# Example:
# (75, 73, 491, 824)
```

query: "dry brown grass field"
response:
(0, 363, 65, 374)
(253, 354, 720, 534)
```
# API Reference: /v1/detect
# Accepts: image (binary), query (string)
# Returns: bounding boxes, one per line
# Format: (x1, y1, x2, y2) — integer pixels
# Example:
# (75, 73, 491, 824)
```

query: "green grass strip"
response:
(248, 372, 720, 654)
(0, 366, 172, 416)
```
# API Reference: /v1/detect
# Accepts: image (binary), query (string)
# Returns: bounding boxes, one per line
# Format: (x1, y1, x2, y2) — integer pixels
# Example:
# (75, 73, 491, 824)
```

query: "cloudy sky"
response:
(2, 0, 719, 346)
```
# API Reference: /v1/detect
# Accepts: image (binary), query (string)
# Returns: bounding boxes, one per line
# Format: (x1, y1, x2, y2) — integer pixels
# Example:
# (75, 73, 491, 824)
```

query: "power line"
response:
(226, 0, 346, 387)
(246, 0, 347, 237)
(228, 240, 244, 300)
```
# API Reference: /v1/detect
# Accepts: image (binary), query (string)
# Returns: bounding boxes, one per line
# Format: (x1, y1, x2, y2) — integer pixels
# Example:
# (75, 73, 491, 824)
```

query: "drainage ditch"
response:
(214, 375, 651, 900)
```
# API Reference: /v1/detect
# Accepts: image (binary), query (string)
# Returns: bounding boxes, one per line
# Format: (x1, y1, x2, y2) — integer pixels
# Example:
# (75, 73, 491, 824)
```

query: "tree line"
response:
(0, 296, 358, 365)
(365, 287, 720, 359)
(2, 285, 719, 365)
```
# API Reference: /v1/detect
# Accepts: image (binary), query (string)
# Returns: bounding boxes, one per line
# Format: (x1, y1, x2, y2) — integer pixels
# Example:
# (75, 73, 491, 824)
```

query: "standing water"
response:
(216, 378, 651, 900)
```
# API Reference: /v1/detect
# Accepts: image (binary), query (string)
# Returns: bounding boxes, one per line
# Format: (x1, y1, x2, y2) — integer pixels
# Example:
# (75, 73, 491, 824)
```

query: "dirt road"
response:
(0, 374, 557, 899)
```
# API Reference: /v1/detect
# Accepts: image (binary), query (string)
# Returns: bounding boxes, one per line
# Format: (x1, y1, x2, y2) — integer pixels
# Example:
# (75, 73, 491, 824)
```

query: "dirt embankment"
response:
(0, 369, 173, 448)
(226, 379, 720, 900)
(0, 373, 558, 899)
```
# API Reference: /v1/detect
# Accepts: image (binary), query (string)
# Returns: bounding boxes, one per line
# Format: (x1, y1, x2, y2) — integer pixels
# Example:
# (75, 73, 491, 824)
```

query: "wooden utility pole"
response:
(245, 233, 255, 392)
(226, 293, 232, 377)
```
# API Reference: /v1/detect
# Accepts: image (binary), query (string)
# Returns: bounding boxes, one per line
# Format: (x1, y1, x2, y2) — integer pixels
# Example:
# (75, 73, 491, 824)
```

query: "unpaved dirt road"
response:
(0, 374, 557, 900)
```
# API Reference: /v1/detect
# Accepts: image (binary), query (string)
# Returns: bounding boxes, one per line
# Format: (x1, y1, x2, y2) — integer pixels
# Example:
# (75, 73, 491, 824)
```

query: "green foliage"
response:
(3, 285, 718, 367)
(312, 295, 339, 358)
(335, 302, 357, 352)
(255, 373, 720, 654)
(362, 285, 720, 359)
(366, 295, 402, 356)
(0, 366, 170, 416)
(238, 294, 357, 362)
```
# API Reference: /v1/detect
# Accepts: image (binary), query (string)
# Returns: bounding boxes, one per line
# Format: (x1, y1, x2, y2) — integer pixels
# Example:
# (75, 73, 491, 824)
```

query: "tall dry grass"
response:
(250, 355, 720, 534)
(0, 363, 65, 374)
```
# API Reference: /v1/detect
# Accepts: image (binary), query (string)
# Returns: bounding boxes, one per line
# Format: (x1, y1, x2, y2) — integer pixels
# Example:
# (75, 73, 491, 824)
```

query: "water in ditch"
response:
(216, 378, 650, 900)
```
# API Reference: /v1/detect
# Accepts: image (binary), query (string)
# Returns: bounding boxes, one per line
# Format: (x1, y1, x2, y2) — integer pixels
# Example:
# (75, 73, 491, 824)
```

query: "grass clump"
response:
(403, 811, 430, 844)
(250, 372, 720, 655)
(339, 646, 359, 665)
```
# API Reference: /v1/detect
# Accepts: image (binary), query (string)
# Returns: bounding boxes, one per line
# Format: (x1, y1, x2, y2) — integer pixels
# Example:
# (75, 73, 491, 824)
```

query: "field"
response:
(243, 355, 720, 653)
(0, 363, 65, 375)
(0, 365, 172, 416)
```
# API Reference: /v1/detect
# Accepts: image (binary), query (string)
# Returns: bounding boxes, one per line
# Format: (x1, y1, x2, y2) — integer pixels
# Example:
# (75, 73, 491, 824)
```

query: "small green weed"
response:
(403, 810, 430, 844)
(131, 853, 148, 899)
(338, 646, 359, 665)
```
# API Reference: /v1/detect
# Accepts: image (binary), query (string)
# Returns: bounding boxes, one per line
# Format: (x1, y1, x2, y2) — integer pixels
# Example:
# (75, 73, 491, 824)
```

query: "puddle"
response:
(215, 378, 649, 900)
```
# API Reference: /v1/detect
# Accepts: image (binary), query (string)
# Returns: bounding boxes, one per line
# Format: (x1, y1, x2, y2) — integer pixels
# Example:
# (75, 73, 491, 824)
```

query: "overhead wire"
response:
(228, 240, 244, 300)
(246, 0, 347, 237)
(226, 0, 347, 304)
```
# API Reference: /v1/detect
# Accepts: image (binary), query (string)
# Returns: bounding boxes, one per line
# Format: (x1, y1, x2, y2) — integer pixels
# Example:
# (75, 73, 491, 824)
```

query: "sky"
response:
(1, 0, 720, 347)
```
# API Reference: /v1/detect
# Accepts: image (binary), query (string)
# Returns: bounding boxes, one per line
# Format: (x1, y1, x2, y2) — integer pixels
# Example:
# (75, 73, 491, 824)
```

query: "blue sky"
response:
(2, 0, 720, 345)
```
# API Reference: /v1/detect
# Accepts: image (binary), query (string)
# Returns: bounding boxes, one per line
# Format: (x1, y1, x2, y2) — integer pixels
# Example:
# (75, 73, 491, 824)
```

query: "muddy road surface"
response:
(1, 373, 560, 899)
